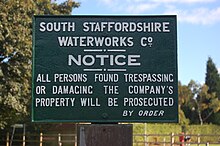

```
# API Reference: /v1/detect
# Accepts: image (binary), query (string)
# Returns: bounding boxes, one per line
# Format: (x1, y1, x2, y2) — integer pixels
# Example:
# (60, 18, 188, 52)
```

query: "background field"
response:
(133, 123, 220, 144)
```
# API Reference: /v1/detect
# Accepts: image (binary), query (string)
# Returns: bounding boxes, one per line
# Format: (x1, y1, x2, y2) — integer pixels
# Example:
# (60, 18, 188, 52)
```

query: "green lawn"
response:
(133, 143, 220, 146)
(190, 144, 220, 146)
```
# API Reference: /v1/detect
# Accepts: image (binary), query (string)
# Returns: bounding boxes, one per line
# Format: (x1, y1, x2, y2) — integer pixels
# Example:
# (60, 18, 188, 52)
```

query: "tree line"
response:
(179, 57, 220, 125)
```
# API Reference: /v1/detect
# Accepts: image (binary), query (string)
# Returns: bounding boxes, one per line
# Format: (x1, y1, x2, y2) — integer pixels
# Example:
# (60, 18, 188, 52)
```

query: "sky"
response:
(58, 0, 220, 85)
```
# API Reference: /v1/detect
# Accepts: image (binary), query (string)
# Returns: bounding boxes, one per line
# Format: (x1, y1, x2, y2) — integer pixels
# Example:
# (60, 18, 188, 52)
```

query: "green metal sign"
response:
(32, 15, 178, 123)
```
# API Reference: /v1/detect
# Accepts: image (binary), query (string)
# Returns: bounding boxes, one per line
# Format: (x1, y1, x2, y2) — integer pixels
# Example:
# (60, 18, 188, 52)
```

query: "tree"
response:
(178, 81, 191, 125)
(186, 80, 220, 125)
(205, 57, 220, 124)
(205, 57, 220, 98)
(187, 80, 202, 124)
(0, 0, 79, 129)
(196, 84, 220, 124)
(178, 80, 202, 125)
(179, 80, 220, 125)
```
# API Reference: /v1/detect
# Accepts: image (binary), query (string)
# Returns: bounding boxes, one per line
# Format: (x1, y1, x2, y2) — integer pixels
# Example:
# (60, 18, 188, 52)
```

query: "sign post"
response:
(32, 15, 177, 146)
(77, 124, 132, 146)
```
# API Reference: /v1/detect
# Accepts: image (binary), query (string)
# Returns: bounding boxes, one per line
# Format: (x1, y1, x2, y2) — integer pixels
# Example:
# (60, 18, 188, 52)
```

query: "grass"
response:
(190, 144, 220, 146)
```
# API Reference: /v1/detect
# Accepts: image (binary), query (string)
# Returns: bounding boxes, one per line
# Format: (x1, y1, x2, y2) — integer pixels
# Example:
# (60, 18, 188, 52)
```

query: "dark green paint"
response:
(32, 15, 178, 123)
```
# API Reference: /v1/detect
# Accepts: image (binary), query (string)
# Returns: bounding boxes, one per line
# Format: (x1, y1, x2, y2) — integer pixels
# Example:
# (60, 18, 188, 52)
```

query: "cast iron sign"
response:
(32, 15, 178, 123)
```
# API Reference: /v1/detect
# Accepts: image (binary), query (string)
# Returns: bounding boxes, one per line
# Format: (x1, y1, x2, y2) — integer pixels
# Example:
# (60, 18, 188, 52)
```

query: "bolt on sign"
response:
(32, 15, 178, 123)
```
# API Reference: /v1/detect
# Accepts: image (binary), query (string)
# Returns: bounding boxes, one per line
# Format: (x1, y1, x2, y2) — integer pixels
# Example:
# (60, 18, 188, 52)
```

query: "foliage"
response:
(195, 84, 219, 124)
(204, 57, 220, 124)
(0, 0, 79, 129)
(179, 78, 220, 125)
(178, 81, 192, 125)
(186, 124, 220, 143)
(205, 57, 220, 98)
(178, 106, 190, 125)
(177, 58, 220, 125)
